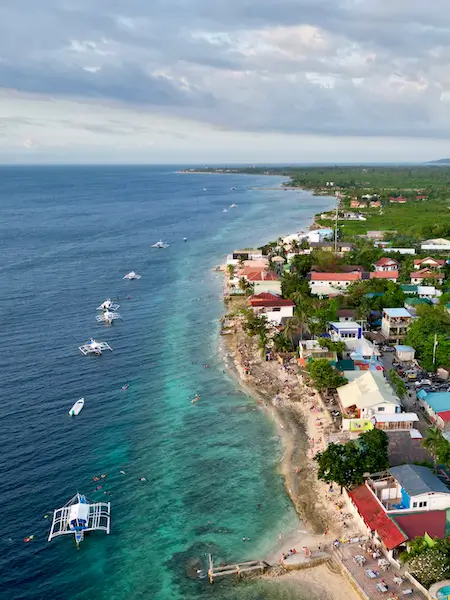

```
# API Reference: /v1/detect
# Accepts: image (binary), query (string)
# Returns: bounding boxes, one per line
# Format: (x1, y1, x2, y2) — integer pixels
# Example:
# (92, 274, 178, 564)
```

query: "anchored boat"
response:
(69, 398, 84, 416)
(48, 493, 111, 546)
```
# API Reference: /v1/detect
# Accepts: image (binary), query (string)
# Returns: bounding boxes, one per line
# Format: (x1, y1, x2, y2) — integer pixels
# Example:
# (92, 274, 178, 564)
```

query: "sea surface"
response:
(0, 166, 335, 600)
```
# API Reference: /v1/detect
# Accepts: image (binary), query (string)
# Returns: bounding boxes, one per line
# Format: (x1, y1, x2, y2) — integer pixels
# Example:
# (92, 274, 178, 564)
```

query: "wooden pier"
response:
(206, 554, 270, 583)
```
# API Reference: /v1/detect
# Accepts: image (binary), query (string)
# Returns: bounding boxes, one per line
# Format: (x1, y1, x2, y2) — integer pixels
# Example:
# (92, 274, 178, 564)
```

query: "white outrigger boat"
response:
(96, 298, 120, 311)
(230, 203, 237, 208)
(222, 208, 228, 213)
(48, 493, 111, 547)
(123, 271, 141, 280)
(96, 310, 122, 325)
(69, 398, 84, 416)
(151, 240, 169, 248)
(79, 338, 113, 356)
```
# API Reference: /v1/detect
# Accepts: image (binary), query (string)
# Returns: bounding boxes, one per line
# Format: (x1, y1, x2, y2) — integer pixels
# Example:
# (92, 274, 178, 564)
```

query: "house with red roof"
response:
(309, 271, 362, 296)
(245, 270, 281, 295)
(413, 257, 446, 270)
(374, 257, 400, 272)
(410, 268, 445, 285)
(370, 270, 399, 283)
(248, 293, 295, 325)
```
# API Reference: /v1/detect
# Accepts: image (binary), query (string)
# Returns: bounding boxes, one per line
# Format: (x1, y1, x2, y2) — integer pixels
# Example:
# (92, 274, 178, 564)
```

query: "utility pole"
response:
(433, 333, 438, 366)
(334, 194, 339, 255)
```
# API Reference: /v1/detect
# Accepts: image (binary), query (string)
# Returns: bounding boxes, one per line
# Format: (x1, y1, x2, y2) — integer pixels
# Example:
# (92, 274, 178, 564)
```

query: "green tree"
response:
(307, 359, 348, 392)
(241, 309, 268, 337)
(317, 337, 346, 355)
(422, 426, 444, 470)
(408, 545, 450, 588)
(316, 442, 365, 492)
(289, 254, 313, 277)
(359, 429, 389, 473)
(226, 264, 235, 278)
(257, 328, 269, 358)
(388, 369, 407, 400)
(272, 333, 293, 353)
(405, 305, 450, 371)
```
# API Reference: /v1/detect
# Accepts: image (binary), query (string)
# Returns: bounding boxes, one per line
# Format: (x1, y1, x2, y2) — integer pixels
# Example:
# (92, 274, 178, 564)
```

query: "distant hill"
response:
(427, 158, 450, 164)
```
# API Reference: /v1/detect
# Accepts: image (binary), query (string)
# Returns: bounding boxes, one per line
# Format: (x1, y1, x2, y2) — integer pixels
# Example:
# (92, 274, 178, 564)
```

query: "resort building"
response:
(417, 390, 450, 431)
(298, 340, 337, 368)
(381, 308, 413, 344)
(370, 271, 399, 283)
(232, 249, 264, 261)
(309, 272, 361, 296)
(421, 238, 450, 252)
(309, 241, 354, 253)
(410, 268, 445, 285)
(306, 228, 334, 243)
(413, 257, 446, 270)
(248, 293, 294, 325)
(373, 257, 400, 272)
(337, 370, 401, 418)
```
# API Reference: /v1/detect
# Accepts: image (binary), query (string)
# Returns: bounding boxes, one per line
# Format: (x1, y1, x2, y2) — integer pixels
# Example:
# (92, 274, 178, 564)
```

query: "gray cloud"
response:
(1, 0, 450, 138)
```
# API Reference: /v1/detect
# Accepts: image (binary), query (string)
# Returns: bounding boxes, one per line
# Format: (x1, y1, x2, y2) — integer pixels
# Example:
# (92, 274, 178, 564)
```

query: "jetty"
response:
(206, 554, 270, 583)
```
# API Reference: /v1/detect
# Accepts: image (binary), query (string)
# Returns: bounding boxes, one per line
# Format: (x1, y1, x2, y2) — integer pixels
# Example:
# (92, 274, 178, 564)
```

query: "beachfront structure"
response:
(368, 465, 450, 513)
(373, 258, 400, 272)
(381, 308, 413, 344)
(246, 271, 281, 295)
(309, 272, 361, 296)
(394, 345, 415, 362)
(410, 268, 444, 285)
(298, 340, 337, 368)
(232, 249, 264, 261)
(413, 257, 446, 270)
(421, 238, 450, 252)
(337, 370, 401, 418)
(370, 271, 399, 283)
(329, 321, 362, 341)
(306, 228, 334, 243)
(341, 412, 419, 434)
(417, 390, 450, 431)
(248, 293, 294, 325)
(48, 493, 111, 546)
(309, 241, 354, 254)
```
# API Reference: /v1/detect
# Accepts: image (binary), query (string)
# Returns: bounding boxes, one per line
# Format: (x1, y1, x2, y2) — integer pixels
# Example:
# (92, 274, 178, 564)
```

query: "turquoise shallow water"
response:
(0, 166, 335, 600)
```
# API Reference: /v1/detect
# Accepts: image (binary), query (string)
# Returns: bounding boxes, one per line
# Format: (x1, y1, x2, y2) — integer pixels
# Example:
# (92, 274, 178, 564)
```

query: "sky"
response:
(1, 0, 450, 164)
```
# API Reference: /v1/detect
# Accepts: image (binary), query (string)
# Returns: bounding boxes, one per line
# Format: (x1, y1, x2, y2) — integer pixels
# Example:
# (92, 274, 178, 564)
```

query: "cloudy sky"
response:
(1, 0, 450, 163)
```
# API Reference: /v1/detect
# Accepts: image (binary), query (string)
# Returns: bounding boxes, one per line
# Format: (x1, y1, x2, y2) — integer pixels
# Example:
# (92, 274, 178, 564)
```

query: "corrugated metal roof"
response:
(390, 465, 450, 496)
(392, 511, 447, 540)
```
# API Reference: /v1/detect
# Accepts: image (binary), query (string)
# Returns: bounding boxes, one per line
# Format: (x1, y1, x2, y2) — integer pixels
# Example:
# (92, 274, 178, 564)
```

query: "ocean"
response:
(0, 166, 335, 600)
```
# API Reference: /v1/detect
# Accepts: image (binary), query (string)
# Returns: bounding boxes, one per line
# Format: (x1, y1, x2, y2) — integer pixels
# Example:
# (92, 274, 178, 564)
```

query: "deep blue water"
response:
(0, 166, 335, 600)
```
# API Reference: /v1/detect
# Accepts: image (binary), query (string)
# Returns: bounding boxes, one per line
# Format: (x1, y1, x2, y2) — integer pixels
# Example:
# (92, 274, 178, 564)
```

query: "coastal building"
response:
(337, 370, 401, 418)
(394, 345, 415, 362)
(370, 271, 399, 283)
(404, 297, 432, 315)
(417, 390, 450, 431)
(306, 228, 334, 243)
(350, 200, 365, 208)
(413, 257, 446, 270)
(381, 308, 413, 344)
(309, 272, 361, 296)
(341, 412, 419, 434)
(389, 196, 407, 203)
(309, 241, 354, 253)
(226, 255, 269, 268)
(246, 271, 281, 295)
(373, 257, 400, 272)
(329, 321, 362, 341)
(370, 200, 381, 208)
(421, 238, 450, 252)
(341, 212, 366, 221)
(410, 268, 444, 285)
(232, 249, 264, 261)
(298, 340, 337, 368)
(366, 231, 389, 240)
(248, 293, 294, 325)
(401, 284, 441, 298)
(336, 308, 357, 322)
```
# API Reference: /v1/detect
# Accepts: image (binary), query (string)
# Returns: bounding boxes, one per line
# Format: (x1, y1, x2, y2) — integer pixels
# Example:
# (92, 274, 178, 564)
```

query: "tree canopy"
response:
(306, 359, 347, 392)
(405, 305, 450, 371)
(405, 537, 450, 588)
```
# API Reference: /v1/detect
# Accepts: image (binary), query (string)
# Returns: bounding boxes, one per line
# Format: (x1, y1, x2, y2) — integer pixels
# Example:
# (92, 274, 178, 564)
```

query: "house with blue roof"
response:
(417, 389, 450, 430)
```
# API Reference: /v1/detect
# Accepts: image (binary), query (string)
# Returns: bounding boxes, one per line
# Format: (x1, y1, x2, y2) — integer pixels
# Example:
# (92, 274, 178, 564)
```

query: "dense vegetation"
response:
(403, 536, 450, 587)
(405, 305, 450, 372)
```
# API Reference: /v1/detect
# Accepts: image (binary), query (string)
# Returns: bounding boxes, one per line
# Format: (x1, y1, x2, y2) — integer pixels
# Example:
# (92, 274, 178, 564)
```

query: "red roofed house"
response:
(416, 195, 428, 200)
(389, 196, 407, 203)
(347, 485, 407, 559)
(249, 293, 295, 325)
(374, 257, 400, 272)
(370, 270, 399, 282)
(411, 268, 445, 285)
(350, 200, 366, 208)
(392, 510, 448, 542)
(309, 271, 362, 296)
(246, 270, 281, 295)
(413, 257, 446, 270)
(370, 200, 381, 208)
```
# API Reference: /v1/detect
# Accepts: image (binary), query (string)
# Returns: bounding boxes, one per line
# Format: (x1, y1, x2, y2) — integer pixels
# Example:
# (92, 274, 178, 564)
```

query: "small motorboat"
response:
(222, 208, 228, 213)
(230, 203, 237, 208)
(203, 188, 207, 191)
(123, 271, 141, 280)
(230, 187, 236, 191)
(69, 398, 85, 416)
(183, 237, 187, 242)
(152, 240, 169, 249)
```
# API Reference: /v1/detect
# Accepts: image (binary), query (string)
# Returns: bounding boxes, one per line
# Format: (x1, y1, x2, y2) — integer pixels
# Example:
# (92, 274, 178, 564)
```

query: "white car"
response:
(415, 379, 432, 387)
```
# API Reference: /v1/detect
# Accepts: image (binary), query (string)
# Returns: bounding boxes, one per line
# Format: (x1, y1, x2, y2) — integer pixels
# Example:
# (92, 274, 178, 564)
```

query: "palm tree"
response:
(290, 239, 300, 254)
(273, 333, 293, 353)
(226, 264, 235, 278)
(422, 426, 443, 471)
(257, 328, 270, 358)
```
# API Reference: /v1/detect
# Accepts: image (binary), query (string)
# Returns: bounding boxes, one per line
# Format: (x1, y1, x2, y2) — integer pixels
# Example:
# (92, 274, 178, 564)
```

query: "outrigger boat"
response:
(96, 310, 122, 325)
(79, 338, 113, 356)
(48, 493, 111, 547)
(69, 398, 84, 416)
(96, 299, 120, 311)
(123, 271, 141, 280)
(151, 240, 169, 248)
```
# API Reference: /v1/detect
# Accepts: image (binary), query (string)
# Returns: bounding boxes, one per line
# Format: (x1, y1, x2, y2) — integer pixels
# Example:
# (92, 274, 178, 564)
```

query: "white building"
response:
(421, 238, 450, 252)
(373, 257, 400, 272)
(248, 293, 294, 325)
(329, 321, 362, 341)
(394, 345, 415, 362)
(309, 272, 361, 296)
(337, 370, 402, 418)
(381, 308, 413, 344)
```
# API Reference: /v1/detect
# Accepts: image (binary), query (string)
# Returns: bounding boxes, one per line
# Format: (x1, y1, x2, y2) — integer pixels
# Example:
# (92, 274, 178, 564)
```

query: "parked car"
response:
(381, 345, 395, 352)
(415, 379, 432, 387)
